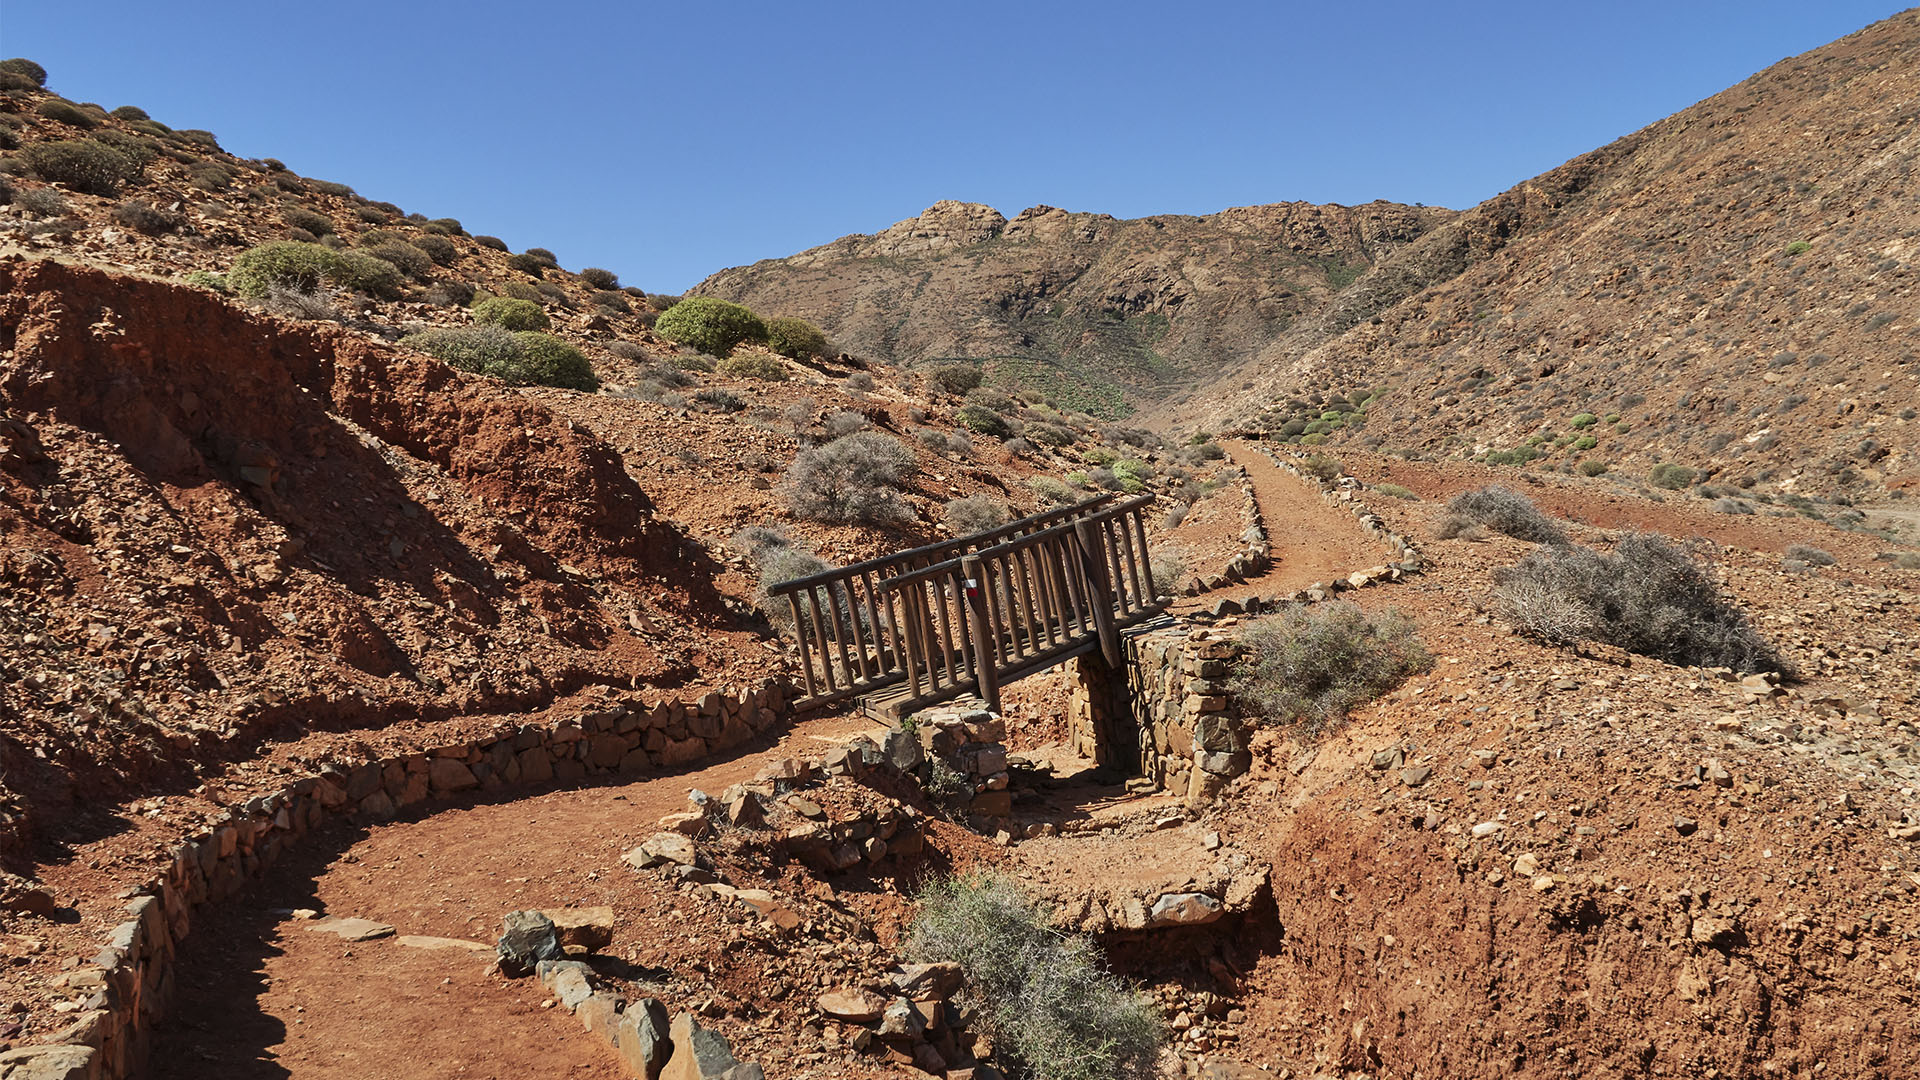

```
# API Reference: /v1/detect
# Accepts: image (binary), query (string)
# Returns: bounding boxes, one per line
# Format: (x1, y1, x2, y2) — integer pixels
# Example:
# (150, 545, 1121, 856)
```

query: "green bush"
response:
(1111, 458, 1151, 493)
(365, 241, 432, 280)
(21, 139, 138, 195)
(1492, 534, 1785, 673)
(1230, 601, 1430, 738)
(1437, 485, 1567, 545)
(1302, 454, 1343, 482)
(403, 325, 596, 391)
(1570, 413, 1598, 429)
(228, 241, 400, 300)
(90, 129, 157, 170)
(426, 217, 463, 236)
(0, 71, 36, 92)
(113, 198, 182, 234)
(505, 252, 549, 275)
(0, 58, 48, 87)
(655, 297, 768, 357)
(471, 296, 550, 331)
(765, 316, 829, 360)
(785, 431, 917, 524)
(578, 266, 618, 290)
(716, 351, 788, 381)
(1571, 435, 1598, 451)
(309, 179, 354, 198)
(907, 873, 1161, 1080)
(955, 404, 1011, 438)
(411, 232, 458, 266)
(511, 332, 599, 391)
(1785, 240, 1811, 256)
(35, 99, 96, 128)
(474, 235, 508, 251)
(281, 206, 334, 236)
(1373, 483, 1418, 500)
(109, 105, 149, 121)
(1577, 460, 1610, 477)
(926, 362, 984, 396)
(1649, 463, 1696, 490)
(182, 270, 229, 294)
(170, 129, 220, 150)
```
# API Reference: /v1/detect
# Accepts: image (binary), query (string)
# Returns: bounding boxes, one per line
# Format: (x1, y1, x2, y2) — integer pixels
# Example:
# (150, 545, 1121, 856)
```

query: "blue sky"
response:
(3, 1, 1906, 291)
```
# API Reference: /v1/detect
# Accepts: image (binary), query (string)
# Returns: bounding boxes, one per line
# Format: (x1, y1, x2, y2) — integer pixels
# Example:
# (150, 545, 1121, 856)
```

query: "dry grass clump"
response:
(943, 494, 1007, 536)
(784, 432, 917, 524)
(1492, 533, 1786, 674)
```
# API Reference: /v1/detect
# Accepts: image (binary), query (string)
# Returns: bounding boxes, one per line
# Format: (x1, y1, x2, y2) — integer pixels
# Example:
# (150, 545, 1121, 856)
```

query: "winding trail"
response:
(1169, 440, 1395, 613)
(151, 711, 883, 1080)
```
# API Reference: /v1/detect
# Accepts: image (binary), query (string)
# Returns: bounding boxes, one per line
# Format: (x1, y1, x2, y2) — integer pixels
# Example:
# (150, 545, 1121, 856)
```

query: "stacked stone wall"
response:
(1066, 629, 1248, 808)
(9, 678, 794, 1080)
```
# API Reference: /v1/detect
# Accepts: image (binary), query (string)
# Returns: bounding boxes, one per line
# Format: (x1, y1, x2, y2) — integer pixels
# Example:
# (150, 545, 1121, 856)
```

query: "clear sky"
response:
(3, 1, 1907, 292)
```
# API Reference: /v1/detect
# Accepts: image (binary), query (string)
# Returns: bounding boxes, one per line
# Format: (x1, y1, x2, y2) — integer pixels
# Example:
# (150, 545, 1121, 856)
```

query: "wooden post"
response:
(785, 590, 817, 699)
(961, 555, 1001, 713)
(1076, 519, 1123, 667)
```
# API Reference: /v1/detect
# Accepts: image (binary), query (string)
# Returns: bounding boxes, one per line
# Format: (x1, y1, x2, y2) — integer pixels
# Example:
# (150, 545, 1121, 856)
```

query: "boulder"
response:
(0, 1045, 96, 1080)
(428, 757, 478, 793)
(616, 997, 673, 1079)
(535, 959, 595, 1010)
(542, 906, 615, 952)
(662, 1012, 747, 1080)
(817, 988, 887, 1023)
(1148, 892, 1223, 927)
(890, 962, 963, 998)
(625, 832, 698, 869)
(497, 910, 563, 977)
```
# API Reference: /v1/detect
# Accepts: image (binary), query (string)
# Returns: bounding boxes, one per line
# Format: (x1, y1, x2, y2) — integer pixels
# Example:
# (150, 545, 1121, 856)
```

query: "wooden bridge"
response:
(769, 494, 1169, 720)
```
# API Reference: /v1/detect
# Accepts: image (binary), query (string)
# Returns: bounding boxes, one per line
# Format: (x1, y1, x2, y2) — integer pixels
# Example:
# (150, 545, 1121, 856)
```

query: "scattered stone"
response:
(0, 1045, 96, 1080)
(536, 958, 596, 1010)
(816, 988, 887, 1023)
(1400, 765, 1432, 787)
(879, 997, 925, 1040)
(890, 962, 963, 999)
(1673, 816, 1699, 838)
(497, 910, 563, 977)
(395, 935, 491, 953)
(1148, 892, 1223, 927)
(626, 832, 698, 869)
(306, 917, 395, 942)
(662, 1011, 749, 1080)
(616, 998, 672, 1079)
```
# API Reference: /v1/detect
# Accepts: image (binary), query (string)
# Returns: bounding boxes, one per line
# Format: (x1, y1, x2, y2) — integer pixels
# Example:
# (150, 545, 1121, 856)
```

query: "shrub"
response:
(510, 332, 598, 391)
(1029, 476, 1077, 507)
(943, 495, 1008, 536)
(228, 241, 400, 300)
(1649, 463, 1696, 490)
(824, 410, 868, 437)
(785, 431, 917, 524)
(1230, 601, 1430, 738)
(1571, 435, 1597, 451)
(109, 105, 149, 121)
(113, 198, 182, 234)
(737, 530, 834, 631)
(695, 387, 746, 412)
(0, 58, 48, 87)
(35, 99, 96, 128)
(471, 296, 549, 331)
(498, 281, 543, 303)
(1028, 422, 1075, 447)
(1302, 454, 1343, 482)
(655, 297, 768, 357)
(1570, 413, 1598, 429)
(505, 252, 550, 275)
(259, 283, 337, 321)
(182, 270, 229, 294)
(355, 204, 392, 224)
(1785, 240, 1811, 256)
(766, 316, 829, 360)
(523, 246, 557, 265)
(1577, 460, 1610, 477)
(926, 363, 983, 396)
(590, 290, 630, 313)
(1785, 544, 1834, 567)
(365, 241, 433, 280)
(1491, 534, 1785, 673)
(90, 129, 157, 170)
(403, 325, 596, 391)
(474, 235, 508, 251)
(578, 267, 618, 290)
(16, 187, 67, 217)
(955, 404, 1011, 438)
(188, 162, 232, 191)
(424, 280, 474, 307)
(1149, 547, 1187, 595)
(716, 351, 789, 381)
(1111, 458, 1150, 493)
(1189, 440, 1226, 461)
(281, 206, 334, 236)
(1373, 483, 1418, 500)
(170, 129, 220, 150)
(309, 179, 354, 198)
(21, 139, 137, 195)
(0, 71, 35, 92)
(412, 232, 458, 266)
(272, 173, 305, 192)
(1714, 497, 1754, 515)
(845, 371, 874, 392)
(907, 873, 1161, 1080)
(1436, 485, 1567, 545)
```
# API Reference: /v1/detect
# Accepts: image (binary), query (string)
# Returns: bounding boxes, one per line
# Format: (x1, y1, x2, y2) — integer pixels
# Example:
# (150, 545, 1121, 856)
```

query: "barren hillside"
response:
(693, 199, 1454, 417)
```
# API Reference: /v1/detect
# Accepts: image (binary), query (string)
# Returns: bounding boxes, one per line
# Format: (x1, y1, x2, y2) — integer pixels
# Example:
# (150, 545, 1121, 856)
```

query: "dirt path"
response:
(1169, 439, 1393, 613)
(152, 711, 886, 1080)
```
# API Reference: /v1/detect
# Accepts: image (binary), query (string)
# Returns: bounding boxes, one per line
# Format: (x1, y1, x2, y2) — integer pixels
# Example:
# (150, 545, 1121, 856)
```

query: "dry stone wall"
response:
(15, 678, 794, 1080)
(1184, 468, 1271, 596)
(1067, 628, 1249, 808)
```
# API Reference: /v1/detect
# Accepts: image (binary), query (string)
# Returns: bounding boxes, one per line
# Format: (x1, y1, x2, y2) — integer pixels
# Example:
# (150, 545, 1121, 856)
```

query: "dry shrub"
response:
(943, 494, 1007, 536)
(907, 873, 1161, 1080)
(1436, 485, 1567, 545)
(784, 432, 916, 524)
(1492, 534, 1785, 673)
(1231, 601, 1429, 738)
(1784, 544, 1834, 567)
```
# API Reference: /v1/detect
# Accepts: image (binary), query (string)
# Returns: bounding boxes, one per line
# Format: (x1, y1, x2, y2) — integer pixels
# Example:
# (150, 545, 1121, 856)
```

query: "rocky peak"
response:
(864, 200, 1007, 256)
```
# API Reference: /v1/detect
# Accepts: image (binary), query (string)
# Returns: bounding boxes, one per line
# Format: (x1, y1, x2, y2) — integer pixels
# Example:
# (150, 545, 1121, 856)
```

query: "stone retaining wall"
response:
(1184, 469, 1271, 597)
(1066, 628, 1248, 808)
(13, 678, 794, 1080)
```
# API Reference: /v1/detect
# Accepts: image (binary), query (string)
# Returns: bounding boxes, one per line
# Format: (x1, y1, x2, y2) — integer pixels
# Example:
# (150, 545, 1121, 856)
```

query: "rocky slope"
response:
(1178, 10, 1920, 506)
(693, 199, 1453, 417)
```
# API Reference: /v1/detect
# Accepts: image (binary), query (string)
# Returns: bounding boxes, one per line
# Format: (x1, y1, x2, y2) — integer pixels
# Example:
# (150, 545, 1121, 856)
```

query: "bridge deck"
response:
(768, 494, 1167, 720)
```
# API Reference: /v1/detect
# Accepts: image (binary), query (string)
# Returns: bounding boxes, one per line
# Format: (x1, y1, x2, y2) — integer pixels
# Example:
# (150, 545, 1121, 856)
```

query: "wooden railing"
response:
(769, 494, 1165, 717)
